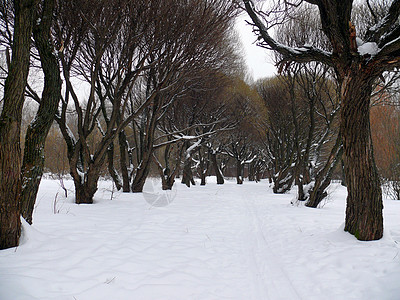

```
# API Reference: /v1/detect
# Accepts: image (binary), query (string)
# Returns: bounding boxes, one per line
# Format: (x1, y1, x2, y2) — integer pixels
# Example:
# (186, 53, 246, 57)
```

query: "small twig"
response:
(53, 192, 59, 214)
(59, 176, 68, 198)
(105, 277, 116, 284)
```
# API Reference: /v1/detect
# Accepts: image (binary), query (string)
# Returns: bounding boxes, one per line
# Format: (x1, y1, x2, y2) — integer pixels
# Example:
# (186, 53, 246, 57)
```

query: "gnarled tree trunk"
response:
(131, 150, 153, 193)
(235, 159, 243, 184)
(0, 0, 38, 249)
(20, 0, 62, 224)
(340, 71, 383, 241)
(182, 157, 196, 187)
(73, 173, 99, 204)
(210, 152, 224, 184)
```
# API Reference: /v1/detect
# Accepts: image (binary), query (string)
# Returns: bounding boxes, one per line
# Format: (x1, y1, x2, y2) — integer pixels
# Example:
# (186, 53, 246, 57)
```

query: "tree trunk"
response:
(272, 163, 293, 194)
(118, 130, 131, 192)
(296, 176, 306, 201)
(236, 159, 243, 184)
(200, 173, 206, 186)
(67, 142, 105, 204)
(0, 0, 38, 249)
(131, 170, 149, 193)
(182, 157, 195, 187)
(198, 148, 208, 186)
(160, 168, 178, 191)
(248, 161, 255, 181)
(73, 176, 98, 204)
(210, 152, 224, 184)
(131, 151, 152, 193)
(107, 142, 122, 191)
(340, 72, 383, 241)
(306, 135, 343, 208)
(20, 0, 62, 224)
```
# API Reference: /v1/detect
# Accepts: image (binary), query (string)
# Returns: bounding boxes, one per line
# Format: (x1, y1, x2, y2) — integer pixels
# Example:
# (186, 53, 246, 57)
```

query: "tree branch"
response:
(365, 0, 400, 43)
(243, 0, 333, 67)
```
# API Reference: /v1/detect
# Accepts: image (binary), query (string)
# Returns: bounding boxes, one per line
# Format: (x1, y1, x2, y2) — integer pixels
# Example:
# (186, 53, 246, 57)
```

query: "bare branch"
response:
(366, 0, 400, 43)
(243, 0, 333, 67)
(366, 0, 378, 24)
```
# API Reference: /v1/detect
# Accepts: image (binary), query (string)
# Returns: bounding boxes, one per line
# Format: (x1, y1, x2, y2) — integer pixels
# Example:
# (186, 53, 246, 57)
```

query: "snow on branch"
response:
(243, 0, 333, 67)
(153, 125, 234, 150)
(366, 0, 400, 44)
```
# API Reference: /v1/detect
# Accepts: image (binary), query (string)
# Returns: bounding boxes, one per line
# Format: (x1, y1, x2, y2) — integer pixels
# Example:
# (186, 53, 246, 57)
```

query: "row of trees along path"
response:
(1, 0, 400, 249)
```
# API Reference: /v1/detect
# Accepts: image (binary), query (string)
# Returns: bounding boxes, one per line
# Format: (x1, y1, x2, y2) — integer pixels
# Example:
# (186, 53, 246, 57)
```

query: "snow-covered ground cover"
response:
(1, 177, 400, 300)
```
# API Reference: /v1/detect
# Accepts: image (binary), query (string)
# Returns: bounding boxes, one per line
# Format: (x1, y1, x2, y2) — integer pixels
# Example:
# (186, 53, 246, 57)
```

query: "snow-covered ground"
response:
(1, 178, 400, 300)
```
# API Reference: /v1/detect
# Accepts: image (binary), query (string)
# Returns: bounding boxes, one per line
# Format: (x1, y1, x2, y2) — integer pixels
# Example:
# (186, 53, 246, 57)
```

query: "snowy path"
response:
(242, 193, 302, 300)
(1, 178, 400, 300)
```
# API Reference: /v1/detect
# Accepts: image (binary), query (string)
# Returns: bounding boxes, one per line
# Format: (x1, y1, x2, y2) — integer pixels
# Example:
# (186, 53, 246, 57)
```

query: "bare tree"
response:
(256, 77, 296, 193)
(222, 81, 264, 185)
(127, 0, 238, 192)
(55, 0, 155, 204)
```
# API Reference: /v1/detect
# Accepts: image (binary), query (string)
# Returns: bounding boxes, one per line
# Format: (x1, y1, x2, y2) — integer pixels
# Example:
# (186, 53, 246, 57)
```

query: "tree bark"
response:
(248, 161, 256, 182)
(20, 0, 62, 224)
(131, 150, 152, 193)
(118, 130, 131, 192)
(272, 169, 293, 194)
(210, 152, 224, 184)
(198, 148, 208, 186)
(236, 159, 243, 184)
(306, 135, 343, 208)
(73, 174, 99, 204)
(107, 142, 122, 191)
(67, 141, 105, 204)
(182, 157, 195, 187)
(0, 0, 38, 249)
(340, 71, 383, 241)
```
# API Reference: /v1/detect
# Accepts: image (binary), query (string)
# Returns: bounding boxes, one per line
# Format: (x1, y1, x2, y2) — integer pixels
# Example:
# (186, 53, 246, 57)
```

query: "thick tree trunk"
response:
(156, 144, 183, 191)
(157, 166, 177, 191)
(73, 176, 98, 204)
(200, 172, 206, 186)
(296, 177, 306, 201)
(182, 158, 195, 187)
(272, 165, 293, 194)
(131, 169, 149, 193)
(248, 161, 256, 182)
(236, 159, 243, 184)
(131, 151, 152, 193)
(159, 168, 178, 191)
(340, 73, 383, 241)
(198, 148, 208, 186)
(210, 152, 224, 184)
(0, 0, 37, 249)
(68, 143, 105, 204)
(20, 0, 62, 224)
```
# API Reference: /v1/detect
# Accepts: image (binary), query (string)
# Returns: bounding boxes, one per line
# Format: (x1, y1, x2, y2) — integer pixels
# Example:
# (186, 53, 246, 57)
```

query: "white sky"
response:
(235, 14, 277, 82)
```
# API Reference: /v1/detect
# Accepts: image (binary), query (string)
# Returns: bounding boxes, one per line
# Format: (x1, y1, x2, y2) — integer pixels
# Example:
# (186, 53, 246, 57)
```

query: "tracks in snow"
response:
(241, 192, 302, 300)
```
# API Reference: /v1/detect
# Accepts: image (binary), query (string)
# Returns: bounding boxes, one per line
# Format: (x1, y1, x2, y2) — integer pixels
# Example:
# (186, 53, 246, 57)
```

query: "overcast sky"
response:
(235, 14, 277, 82)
